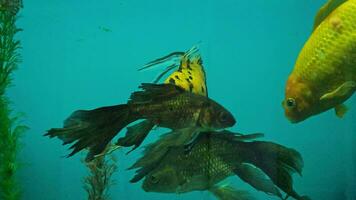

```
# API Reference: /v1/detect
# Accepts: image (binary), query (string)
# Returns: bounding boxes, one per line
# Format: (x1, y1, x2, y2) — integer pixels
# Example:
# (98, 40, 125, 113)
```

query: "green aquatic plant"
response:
(0, 1, 26, 200)
(83, 152, 118, 200)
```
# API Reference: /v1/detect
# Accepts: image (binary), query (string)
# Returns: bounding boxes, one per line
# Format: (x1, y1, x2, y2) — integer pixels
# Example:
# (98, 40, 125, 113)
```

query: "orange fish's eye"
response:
(285, 98, 296, 108)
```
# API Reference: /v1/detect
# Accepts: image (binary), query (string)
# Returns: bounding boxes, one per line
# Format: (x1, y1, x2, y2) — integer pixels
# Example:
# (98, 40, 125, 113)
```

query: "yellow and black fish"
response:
(117, 46, 210, 151)
(140, 45, 207, 96)
(130, 131, 309, 200)
(46, 83, 235, 161)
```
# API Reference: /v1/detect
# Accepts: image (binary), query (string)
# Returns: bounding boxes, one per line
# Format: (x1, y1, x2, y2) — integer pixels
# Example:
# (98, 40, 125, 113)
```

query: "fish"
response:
(117, 46, 209, 151)
(130, 131, 310, 200)
(139, 45, 207, 96)
(45, 83, 235, 161)
(283, 0, 356, 123)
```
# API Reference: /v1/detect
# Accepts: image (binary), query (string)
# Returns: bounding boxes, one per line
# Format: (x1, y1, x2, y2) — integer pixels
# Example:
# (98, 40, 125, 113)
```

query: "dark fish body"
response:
(128, 88, 214, 129)
(46, 84, 235, 160)
(136, 131, 310, 200)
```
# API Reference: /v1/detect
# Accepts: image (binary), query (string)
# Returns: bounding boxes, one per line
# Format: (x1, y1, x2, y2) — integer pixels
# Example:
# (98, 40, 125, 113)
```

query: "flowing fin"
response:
(129, 83, 185, 104)
(234, 163, 283, 199)
(335, 104, 348, 118)
(94, 144, 122, 159)
(45, 104, 135, 161)
(209, 184, 255, 200)
(217, 130, 264, 141)
(129, 128, 198, 170)
(231, 141, 307, 200)
(116, 120, 155, 153)
(130, 147, 174, 183)
(209, 130, 264, 142)
(139, 52, 184, 71)
(313, 0, 347, 30)
(152, 64, 177, 84)
(164, 47, 207, 96)
(320, 81, 356, 101)
(140, 45, 208, 97)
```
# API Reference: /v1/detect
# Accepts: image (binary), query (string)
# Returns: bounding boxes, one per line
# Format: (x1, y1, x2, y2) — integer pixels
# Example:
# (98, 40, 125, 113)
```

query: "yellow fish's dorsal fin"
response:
(164, 48, 208, 97)
(320, 81, 356, 101)
(313, 0, 347, 30)
(142, 45, 208, 97)
(335, 104, 348, 118)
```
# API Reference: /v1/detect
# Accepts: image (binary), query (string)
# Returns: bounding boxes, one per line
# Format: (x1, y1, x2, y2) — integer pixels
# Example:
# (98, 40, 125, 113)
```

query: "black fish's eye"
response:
(285, 98, 296, 108)
(219, 112, 229, 122)
(150, 175, 159, 184)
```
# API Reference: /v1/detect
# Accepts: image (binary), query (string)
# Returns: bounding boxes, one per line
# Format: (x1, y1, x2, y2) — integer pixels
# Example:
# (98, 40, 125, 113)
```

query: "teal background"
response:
(8, 0, 356, 199)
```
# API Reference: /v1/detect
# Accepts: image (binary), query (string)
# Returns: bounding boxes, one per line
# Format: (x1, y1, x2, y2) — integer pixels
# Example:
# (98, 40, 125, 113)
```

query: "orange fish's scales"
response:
(284, 0, 356, 122)
(293, 0, 356, 94)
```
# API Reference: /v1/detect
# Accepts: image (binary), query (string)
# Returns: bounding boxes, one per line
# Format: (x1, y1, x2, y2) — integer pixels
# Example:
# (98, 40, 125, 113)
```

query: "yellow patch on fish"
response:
(313, 0, 347, 30)
(141, 46, 208, 97)
(329, 16, 342, 31)
(283, 0, 356, 123)
(164, 55, 207, 96)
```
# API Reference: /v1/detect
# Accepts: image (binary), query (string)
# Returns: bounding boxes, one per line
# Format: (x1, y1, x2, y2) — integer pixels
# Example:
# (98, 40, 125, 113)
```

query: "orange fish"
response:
(283, 0, 356, 123)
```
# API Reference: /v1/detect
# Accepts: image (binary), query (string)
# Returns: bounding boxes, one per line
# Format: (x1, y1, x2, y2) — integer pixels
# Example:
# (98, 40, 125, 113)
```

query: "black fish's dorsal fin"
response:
(313, 0, 347, 30)
(128, 83, 185, 104)
(209, 130, 265, 142)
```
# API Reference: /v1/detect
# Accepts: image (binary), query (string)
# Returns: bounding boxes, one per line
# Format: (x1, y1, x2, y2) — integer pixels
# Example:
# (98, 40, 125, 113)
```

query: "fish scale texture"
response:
(293, 0, 356, 91)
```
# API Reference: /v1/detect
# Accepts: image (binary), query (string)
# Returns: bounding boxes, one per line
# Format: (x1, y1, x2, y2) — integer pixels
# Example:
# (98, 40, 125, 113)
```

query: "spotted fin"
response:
(313, 0, 347, 30)
(141, 46, 208, 97)
(164, 50, 208, 97)
(320, 81, 356, 101)
(335, 104, 348, 118)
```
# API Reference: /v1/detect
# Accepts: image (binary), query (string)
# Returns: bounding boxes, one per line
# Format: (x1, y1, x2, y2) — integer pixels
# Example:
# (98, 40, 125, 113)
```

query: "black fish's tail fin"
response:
(116, 120, 155, 153)
(236, 141, 308, 200)
(46, 104, 135, 161)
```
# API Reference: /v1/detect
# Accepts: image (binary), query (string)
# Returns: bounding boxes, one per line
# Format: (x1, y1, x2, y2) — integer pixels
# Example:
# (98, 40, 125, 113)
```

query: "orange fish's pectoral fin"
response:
(335, 104, 348, 118)
(313, 0, 347, 30)
(320, 81, 356, 101)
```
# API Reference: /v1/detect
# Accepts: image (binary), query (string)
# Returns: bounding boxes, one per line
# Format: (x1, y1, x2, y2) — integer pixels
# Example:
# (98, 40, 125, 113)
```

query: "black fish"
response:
(45, 83, 235, 161)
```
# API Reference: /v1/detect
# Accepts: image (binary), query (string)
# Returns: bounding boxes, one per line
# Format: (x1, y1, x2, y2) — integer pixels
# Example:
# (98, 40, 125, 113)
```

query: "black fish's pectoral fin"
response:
(209, 184, 256, 200)
(159, 128, 203, 154)
(129, 128, 198, 171)
(183, 130, 203, 154)
(94, 144, 122, 159)
(116, 120, 155, 154)
(233, 163, 283, 199)
(130, 147, 174, 183)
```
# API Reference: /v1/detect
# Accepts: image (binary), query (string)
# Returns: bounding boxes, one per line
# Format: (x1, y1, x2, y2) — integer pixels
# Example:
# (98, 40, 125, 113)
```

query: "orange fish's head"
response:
(283, 76, 317, 123)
